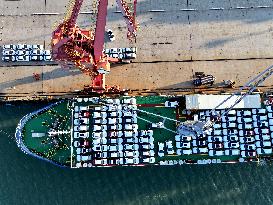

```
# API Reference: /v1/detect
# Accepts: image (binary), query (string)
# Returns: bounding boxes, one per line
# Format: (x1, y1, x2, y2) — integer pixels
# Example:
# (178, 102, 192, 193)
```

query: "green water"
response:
(1, 102, 273, 205)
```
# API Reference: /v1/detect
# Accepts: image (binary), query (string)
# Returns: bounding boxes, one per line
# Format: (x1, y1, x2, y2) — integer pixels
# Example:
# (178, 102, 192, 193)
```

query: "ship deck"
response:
(18, 95, 273, 167)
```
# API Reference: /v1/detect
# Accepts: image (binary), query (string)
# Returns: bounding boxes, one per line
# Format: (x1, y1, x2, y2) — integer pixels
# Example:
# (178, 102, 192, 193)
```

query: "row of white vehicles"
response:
(104, 47, 137, 60)
(73, 105, 156, 165)
(1, 44, 52, 62)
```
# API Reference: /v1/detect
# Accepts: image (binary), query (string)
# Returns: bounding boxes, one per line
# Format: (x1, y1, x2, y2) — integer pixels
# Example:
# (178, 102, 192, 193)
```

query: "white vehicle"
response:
(109, 53, 119, 58)
(104, 48, 111, 54)
(227, 116, 236, 122)
(238, 117, 252, 124)
(143, 150, 155, 157)
(109, 144, 123, 152)
(74, 118, 89, 125)
(213, 123, 221, 129)
(143, 157, 155, 163)
(240, 144, 256, 151)
(209, 150, 224, 156)
(74, 125, 89, 131)
(124, 151, 139, 158)
(142, 144, 154, 150)
(93, 137, 107, 145)
(2, 56, 16, 62)
(17, 44, 32, 50)
(227, 122, 236, 128)
(118, 53, 124, 59)
(32, 44, 44, 50)
(179, 142, 191, 149)
(32, 49, 44, 55)
(256, 141, 271, 147)
(266, 106, 273, 112)
(238, 123, 252, 130)
(208, 136, 222, 142)
(257, 148, 272, 155)
(74, 132, 89, 138)
(258, 109, 267, 114)
(110, 152, 123, 158)
(94, 119, 107, 125)
(223, 135, 238, 142)
(139, 136, 149, 144)
(125, 53, 136, 59)
(228, 110, 236, 116)
(79, 106, 88, 111)
(192, 147, 208, 154)
(31, 55, 44, 61)
(213, 130, 222, 136)
(2, 50, 16, 55)
(44, 54, 53, 61)
(158, 142, 165, 157)
(243, 110, 252, 117)
(260, 115, 268, 121)
(124, 136, 138, 144)
(108, 118, 117, 125)
(268, 113, 273, 118)
(255, 134, 270, 141)
(224, 142, 239, 149)
(182, 149, 192, 155)
(94, 125, 107, 131)
(164, 101, 178, 108)
(74, 141, 80, 147)
(17, 50, 31, 56)
(225, 149, 240, 156)
(261, 128, 269, 134)
(176, 135, 191, 142)
(239, 136, 255, 144)
(241, 150, 256, 158)
(260, 121, 268, 128)
(110, 48, 118, 53)
(107, 29, 115, 41)
(16, 55, 30, 61)
(122, 47, 137, 53)
(125, 158, 139, 165)
(124, 144, 139, 151)
(3, 44, 16, 50)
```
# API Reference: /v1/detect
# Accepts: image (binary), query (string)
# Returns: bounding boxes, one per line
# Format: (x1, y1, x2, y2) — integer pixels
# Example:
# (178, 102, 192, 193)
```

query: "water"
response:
(1, 102, 273, 205)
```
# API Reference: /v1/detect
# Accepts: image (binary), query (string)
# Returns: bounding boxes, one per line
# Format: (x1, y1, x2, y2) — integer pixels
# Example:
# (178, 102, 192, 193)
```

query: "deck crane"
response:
(177, 64, 273, 137)
(51, 0, 138, 92)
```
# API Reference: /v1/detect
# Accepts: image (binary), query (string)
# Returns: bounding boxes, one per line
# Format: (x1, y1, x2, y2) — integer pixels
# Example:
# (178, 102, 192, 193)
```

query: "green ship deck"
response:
(16, 95, 273, 167)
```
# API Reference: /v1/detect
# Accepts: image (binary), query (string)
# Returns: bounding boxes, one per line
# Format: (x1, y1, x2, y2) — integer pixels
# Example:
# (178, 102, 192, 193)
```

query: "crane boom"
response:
(115, 0, 138, 40)
(93, 0, 108, 62)
(68, 0, 84, 26)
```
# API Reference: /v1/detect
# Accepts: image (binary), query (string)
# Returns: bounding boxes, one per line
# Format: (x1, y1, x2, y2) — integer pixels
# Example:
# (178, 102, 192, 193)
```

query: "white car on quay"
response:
(32, 44, 44, 50)
(2, 50, 16, 55)
(32, 49, 44, 55)
(17, 44, 32, 50)
(17, 50, 31, 56)
(31, 56, 44, 61)
(3, 44, 16, 50)
(2, 56, 16, 62)
(16, 55, 30, 62)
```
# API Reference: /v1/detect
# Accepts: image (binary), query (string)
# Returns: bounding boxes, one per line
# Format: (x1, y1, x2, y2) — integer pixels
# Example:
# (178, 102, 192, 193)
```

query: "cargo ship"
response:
(15, 94, 273, 168)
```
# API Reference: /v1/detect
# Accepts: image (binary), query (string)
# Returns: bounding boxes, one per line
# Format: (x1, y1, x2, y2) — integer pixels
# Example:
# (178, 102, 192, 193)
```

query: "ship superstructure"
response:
(15, 95, 273, 167)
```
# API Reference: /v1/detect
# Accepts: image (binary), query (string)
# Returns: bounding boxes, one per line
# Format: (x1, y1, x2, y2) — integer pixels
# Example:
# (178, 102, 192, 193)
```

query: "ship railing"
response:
(15, 100, 67, 168)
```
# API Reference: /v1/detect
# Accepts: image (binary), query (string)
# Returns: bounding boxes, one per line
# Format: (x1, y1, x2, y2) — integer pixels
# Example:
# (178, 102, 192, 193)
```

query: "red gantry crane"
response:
(51, 0, 138, 92)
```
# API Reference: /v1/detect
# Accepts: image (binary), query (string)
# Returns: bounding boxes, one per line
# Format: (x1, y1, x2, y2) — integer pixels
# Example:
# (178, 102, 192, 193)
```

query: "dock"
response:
(1, 0, 273, 98)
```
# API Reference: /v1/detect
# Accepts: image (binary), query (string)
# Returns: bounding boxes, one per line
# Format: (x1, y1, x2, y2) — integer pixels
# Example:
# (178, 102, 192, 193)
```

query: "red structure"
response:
(51, 0, 138, 92)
